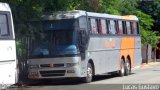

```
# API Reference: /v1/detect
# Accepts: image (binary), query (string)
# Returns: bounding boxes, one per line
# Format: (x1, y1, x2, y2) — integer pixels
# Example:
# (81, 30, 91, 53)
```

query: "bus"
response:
(28, 10, 142, 83)
(0, 3, 18, 87)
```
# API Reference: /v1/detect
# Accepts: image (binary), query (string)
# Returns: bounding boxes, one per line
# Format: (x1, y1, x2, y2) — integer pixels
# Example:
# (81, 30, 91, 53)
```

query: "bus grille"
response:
(40, 64, 64, 68)
(40, 70, 66, 77)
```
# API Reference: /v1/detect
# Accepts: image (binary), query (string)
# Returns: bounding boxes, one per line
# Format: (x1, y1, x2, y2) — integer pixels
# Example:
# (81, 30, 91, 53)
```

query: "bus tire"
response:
(125, 60, 131, 76)
(82, 63, 93, 83)
(119, 60, 125, 76)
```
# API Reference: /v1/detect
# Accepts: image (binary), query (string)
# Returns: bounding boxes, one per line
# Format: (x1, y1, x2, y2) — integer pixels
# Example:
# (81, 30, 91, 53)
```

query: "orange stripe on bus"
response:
(121, 15, 136, 20)
(120, 37, 135, 68)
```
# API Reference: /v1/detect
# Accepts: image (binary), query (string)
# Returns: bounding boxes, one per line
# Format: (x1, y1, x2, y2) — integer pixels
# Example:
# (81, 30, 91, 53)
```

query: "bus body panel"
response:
(87, 36, 121, 74)
(120, 37, 135, 68)
(87, 35, 141, 75)
(0, 40, 16, 61)
(134, 37, 142, 67)
(0, 3, 10, 12)
(0, 3, 17, 86)
(0, 60, 16, 84)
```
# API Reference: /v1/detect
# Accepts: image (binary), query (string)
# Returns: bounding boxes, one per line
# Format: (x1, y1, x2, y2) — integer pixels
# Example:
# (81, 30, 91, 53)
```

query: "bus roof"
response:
(87, 11, 138, 21)
(41, 10, 138, 21)
(0, 3, 11, 12)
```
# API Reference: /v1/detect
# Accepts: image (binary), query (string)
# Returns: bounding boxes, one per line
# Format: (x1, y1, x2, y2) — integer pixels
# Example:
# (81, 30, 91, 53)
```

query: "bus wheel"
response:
(82, 63, 93, 83)
(125, 60, 131, 76)
(119, 60, 125, 76)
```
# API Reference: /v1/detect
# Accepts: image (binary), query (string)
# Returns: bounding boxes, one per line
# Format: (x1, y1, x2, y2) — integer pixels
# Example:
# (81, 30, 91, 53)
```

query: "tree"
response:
(137, 0, 160, 62)
(138, 0, 160, 33)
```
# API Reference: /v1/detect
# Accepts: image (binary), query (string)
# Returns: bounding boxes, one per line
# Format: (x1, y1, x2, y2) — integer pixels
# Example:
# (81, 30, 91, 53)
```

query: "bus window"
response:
(0, 14, 10, 37)
(106, 20, 109, 34)
(115, 20, 119, 34)
(107, 20, 111, 34)
(79, 17, 87, 30)
(118, 21, 123, 34)
(130, 22, 134, 34)
(133, 22, 138, 35)
(137, 22, 140, 34)
(88, 18, 91, 32)
(101, 19, 107, 34)
(96, 19, 102, 34)
(108, 20, 116, 34)
(122, 21, 127, 34)
(90, 18, 98, 34)
(126, 21, 131, 35)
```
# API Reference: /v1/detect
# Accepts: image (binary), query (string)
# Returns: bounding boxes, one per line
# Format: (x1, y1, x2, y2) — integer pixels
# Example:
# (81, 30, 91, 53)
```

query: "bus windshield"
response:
(29, 20, 79, 58)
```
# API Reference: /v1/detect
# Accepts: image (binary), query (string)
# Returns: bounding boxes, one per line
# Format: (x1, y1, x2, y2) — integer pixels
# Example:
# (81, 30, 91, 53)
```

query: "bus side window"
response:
(0, 14, 10, 37)
(122, 21, 127, 34)
(107, 20, 111, 34)
(130, 22, 134, 34)
(79, 17, 87, 30)
(115, 20, 119, 34)
(90, 18, 98, 34)
(133, 22, 138, 35)
(88, 18, 91, 32)
(109, 20, 116, 34)
(137, 22, 140, 34)
(106, 19, 109, 34)
(101, 19, 107, 34)
(96, 19, 102, 34)
(126, 21, 131, 35)
(118, 20, 123, 34)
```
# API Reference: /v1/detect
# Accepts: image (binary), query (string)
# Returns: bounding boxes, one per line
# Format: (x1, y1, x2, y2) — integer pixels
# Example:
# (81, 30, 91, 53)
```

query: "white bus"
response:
(0, 3, 17, 87)
(28, 10, 142, 83)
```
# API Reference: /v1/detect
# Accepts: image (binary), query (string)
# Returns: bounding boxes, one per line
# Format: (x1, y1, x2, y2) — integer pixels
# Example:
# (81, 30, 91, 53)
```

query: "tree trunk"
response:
(146, 44, 148, 64)
(154, 47, 156, 62)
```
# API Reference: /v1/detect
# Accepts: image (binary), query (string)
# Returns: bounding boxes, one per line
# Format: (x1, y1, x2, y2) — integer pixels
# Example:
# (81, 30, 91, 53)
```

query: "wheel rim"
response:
(121, 63, 125, 74)
(87, 66, 92, 79)
(126, 61, 130, 72)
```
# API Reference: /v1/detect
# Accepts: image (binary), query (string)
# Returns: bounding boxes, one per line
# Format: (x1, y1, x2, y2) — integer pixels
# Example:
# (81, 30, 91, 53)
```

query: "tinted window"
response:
(96, 19, 103, 34)
(136, 22, 140, 34)
(130, 22, 133, 34)
(96, 19, 100, 34)
(43, 19, 76, 30)
(122, 21, 127, 34)
(88, 18, 91, 31)
(29, 30, 75, 58)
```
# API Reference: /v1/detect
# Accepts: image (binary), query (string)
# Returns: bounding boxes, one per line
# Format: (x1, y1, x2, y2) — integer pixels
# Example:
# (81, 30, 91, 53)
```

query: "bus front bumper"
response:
(28, 66, 84, 79)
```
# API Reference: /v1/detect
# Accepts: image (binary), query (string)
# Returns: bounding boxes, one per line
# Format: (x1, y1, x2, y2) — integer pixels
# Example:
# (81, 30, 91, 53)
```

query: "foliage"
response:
(141, 30, 159, 47)
(137, 0, 160, 33)
(136, 0, 159, 47)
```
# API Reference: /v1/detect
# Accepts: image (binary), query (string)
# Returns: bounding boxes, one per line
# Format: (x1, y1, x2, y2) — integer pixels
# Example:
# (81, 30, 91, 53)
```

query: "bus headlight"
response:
(29, 65, 39, 69)
(66, 63, 77, 67)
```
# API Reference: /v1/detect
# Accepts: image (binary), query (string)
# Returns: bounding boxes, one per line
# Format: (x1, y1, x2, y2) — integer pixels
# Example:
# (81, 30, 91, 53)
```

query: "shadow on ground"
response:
(17, 73, 135, 88)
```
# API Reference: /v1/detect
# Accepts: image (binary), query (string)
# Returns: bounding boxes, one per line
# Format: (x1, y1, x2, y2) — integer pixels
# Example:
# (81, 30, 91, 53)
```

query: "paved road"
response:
(9, 62, 160, 90)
